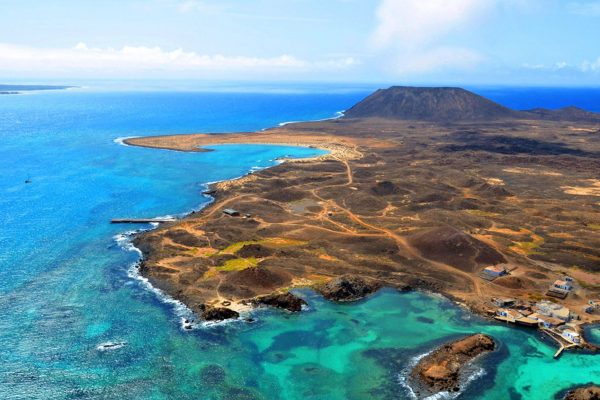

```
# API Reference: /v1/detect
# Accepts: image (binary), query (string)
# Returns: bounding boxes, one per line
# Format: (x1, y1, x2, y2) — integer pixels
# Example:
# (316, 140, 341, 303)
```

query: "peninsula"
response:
(0, 84, 76, 94)
(125, 87, 600, 345)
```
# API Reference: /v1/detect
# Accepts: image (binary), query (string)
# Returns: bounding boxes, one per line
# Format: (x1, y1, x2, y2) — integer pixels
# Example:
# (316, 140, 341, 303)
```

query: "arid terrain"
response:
(126, 87, 600, 330)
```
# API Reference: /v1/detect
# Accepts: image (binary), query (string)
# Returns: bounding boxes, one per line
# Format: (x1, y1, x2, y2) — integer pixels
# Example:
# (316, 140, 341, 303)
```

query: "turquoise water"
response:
(0, 86, 599, 399)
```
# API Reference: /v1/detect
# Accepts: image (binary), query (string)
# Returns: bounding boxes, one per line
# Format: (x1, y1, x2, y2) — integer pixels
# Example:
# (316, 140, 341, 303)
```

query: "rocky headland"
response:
(564, 385, 600, 400)
(411, 334, 496, 395)
(317, 274, 384, 302)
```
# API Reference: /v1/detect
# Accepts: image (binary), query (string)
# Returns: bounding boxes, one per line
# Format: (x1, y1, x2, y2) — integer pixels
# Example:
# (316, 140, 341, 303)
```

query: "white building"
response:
(562, 330, 581, 344)
(553, 280, 572, 292)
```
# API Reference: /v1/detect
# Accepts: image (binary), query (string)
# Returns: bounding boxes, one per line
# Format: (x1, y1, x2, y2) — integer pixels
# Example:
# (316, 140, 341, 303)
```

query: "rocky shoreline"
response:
(411, 334, 496, 397)
(564, 385, 600, 400)
(126, 87, 600, 350)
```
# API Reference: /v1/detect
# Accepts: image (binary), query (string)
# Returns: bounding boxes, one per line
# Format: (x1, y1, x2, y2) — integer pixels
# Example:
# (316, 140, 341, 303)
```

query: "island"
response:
(564, 385, 600, 400)
(0, 84, 76, 94)
(411, 333, 495, 396)
(125, 87, 600, 351)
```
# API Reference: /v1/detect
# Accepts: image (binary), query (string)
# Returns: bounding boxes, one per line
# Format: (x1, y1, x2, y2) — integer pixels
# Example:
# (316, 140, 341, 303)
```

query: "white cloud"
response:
(521, 58, 600, 73)
(393, 47, 483, 74)
(0, 42, 357, 77)
(373, 0, 493, 48)
(581, 57, 600, 72)
(371, 0, 494, 75)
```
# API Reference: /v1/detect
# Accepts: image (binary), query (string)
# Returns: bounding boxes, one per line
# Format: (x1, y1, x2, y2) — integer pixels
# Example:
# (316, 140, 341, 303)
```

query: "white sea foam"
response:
(114, 222, 247, 330)
(112, 138, 325, 330)
(96, 341, 127, 351)
(397, 349, 486, 400)
(114, 228, 197, 330)
(272, 110, 345, 129)
(113, 136, 139, 146)
(278, 120, 301, 127)
(397, 350, 433, 399)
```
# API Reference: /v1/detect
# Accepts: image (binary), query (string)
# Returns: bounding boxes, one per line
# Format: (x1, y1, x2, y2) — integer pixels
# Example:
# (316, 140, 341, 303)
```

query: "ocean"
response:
(0, 84, 599, 399)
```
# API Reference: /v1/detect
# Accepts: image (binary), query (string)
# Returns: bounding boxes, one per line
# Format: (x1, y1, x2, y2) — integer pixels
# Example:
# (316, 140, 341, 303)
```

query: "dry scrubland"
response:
(126, 88, 600, 324)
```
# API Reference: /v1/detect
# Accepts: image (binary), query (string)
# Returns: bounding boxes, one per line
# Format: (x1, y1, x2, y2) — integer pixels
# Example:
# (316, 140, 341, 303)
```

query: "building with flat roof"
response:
(484, 265, 508, 277)
(562, 330, 581, 344)
(553, 280, 572, 291)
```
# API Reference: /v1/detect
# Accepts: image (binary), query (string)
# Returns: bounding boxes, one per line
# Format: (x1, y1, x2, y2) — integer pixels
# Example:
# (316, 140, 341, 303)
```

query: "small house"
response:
(553, 280, 572, 292)
(529, 313, 564, 328)
(493, 298, 516, 307)
(562, 330, 581, 344)
(223, 208, 240, 217)
(483, 265, 508, 277)
(535, 301, 571, 322)
(497, 308, 523, 321)
(553, 306, 571, 321)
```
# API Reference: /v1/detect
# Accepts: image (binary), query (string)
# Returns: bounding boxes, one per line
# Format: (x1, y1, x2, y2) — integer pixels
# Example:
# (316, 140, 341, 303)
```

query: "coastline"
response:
(122, 113, 600, 353)
(116, 137, 340, 326)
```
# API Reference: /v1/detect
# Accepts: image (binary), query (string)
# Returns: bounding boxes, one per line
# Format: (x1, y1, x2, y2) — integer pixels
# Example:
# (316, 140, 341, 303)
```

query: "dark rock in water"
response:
(412, 334, 495, 394)
(199, 305, 240, 321)
(224, 387, 260, 400)
(318, 274, 382, 302)
(199, 364, 227, 386)
(252, 292, 307, 312)
(564, 385, 600, 400)
(417, 316, 435, 324)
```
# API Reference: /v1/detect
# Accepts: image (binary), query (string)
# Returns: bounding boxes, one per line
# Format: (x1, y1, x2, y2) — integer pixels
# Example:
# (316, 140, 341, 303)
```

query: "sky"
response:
(0, 0, 600, 85)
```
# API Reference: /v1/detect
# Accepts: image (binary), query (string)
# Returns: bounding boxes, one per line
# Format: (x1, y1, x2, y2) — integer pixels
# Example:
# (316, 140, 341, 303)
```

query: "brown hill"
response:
(343, 86, 521, 122)
(526, 106, 600, 123)
(407, 226, 506, 272)
(343, 86, 600, 123)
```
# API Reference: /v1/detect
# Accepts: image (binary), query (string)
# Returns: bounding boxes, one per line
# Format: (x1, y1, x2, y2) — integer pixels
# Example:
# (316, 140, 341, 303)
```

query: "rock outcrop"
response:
(564, 386, 600, 400)
(252, 292, 307, 312)
(412, 334, 495, 394)
(200, 305, 240, 321)
(318, 274, 381, 302)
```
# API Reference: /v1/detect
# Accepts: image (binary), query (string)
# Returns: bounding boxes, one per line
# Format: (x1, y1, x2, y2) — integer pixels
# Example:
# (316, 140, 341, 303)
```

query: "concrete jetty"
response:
(110, 218, 176, 224)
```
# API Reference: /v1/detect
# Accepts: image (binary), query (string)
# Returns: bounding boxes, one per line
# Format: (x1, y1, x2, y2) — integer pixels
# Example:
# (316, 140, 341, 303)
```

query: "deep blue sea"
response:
(1, 84, 599, 400)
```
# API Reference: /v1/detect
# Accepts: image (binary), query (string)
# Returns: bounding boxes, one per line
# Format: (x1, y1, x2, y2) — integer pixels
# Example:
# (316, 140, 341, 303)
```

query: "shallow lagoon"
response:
(1, 87, 599, 399)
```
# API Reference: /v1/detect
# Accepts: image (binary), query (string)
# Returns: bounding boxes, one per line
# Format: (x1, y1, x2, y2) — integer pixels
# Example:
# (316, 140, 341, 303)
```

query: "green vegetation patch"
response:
(510, 233, 544, 255)
(466, 209, 499, 217)
(217, 257, 259, 271)
(219, 237, 307, 255)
